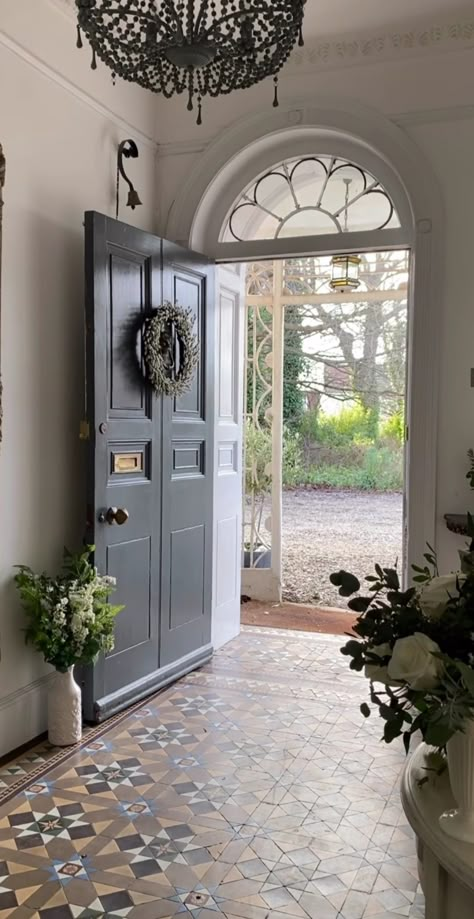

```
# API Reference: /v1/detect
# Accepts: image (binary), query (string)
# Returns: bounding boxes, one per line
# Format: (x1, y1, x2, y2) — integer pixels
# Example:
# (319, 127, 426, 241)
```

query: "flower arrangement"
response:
(15, 546, 123, 672)
(332, 512, 474, 755)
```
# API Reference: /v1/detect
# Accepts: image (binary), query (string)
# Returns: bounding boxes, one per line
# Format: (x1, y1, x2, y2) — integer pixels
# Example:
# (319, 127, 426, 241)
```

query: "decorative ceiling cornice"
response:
(49, 3, 474, 71)
(287, 19, 474, 72)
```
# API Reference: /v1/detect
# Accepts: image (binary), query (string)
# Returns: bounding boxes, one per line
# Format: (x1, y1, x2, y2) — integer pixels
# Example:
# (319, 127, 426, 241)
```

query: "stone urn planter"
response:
(439, 721, 474, 843)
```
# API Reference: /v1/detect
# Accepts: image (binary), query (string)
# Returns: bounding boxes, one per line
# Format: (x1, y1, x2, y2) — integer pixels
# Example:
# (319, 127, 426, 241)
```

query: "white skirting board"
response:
(0, 674, 53, 758)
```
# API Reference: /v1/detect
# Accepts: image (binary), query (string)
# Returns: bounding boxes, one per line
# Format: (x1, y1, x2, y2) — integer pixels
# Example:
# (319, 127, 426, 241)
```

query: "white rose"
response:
(387, 632, 443, 690)
(364, 643, 396, 685)
(419, 574, 463, 619)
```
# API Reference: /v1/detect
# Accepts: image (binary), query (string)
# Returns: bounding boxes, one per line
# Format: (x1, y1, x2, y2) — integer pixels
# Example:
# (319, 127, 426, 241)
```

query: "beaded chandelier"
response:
(75, 0, 306, 123)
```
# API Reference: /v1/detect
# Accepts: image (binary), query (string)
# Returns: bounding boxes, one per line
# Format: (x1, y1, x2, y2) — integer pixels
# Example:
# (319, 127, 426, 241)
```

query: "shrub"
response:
(297, 408, 320, 442)
(247, 418, 403, 494)
(299, 404, 378, 446)
(380, 409, 405, 444)
(282, 427, 304, 486)
(244, 420, 272, 496)
(300, 446, 403, 492)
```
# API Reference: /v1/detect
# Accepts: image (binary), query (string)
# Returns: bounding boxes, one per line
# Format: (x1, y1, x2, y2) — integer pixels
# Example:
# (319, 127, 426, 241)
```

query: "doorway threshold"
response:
(241, 599, 356, 636)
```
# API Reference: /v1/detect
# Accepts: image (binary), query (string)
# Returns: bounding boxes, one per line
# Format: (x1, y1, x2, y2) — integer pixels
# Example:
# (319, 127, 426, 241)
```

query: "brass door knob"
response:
(105, 506, 129, 526)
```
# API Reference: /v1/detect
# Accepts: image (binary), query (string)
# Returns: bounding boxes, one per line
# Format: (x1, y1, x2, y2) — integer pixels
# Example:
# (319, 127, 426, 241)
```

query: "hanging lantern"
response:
(330, 254, 361, 293)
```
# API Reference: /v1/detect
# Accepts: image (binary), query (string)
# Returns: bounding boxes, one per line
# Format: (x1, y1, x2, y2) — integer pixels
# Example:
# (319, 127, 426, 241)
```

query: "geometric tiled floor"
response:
(0, 627, 424, 918)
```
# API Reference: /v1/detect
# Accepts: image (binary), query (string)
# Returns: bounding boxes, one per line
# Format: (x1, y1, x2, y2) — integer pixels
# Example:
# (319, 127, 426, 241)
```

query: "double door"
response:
(82, 213, 215, 722)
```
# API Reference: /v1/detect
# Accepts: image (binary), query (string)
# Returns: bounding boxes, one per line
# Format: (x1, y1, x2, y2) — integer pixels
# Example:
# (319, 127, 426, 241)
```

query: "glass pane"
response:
(347, 190, 394, 232)
(221, 156, 400, 242)
(254, 172, 292, 219)
(228, 203, 280, 242)
(279, 209, 337, 237)
(290, 158, 329, 208)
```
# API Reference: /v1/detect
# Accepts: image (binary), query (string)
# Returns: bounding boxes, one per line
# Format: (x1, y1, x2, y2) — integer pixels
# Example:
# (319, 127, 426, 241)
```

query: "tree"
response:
(283, 306, 307, 427)
(283, 251, 409, 428)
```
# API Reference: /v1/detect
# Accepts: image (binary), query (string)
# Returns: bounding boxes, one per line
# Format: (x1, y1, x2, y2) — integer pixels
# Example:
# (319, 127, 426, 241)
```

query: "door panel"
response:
(83, 215, 215, 721)
(83, 214, 162, 718)
(170, 524, 205, 629)
(212, 265, 245, 650)
(216, 516, 239, 607)
(173, 273, 204, 418)
(160, 242, 214, 668)
(107, 537, 152, 655)
(109, 253, 150, 414)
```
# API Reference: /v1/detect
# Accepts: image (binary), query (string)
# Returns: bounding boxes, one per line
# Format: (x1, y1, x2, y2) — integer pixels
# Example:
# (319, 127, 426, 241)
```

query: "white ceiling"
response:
(302, 0, 473, 41)
(52, 0, 474, 46)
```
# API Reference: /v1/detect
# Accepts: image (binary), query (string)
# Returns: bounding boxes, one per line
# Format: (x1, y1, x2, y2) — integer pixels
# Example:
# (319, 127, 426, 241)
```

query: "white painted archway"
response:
(166, 97, 444, 587)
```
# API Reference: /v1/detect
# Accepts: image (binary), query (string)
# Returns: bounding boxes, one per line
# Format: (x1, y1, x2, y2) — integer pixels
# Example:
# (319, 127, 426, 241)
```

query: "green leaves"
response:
(331, 465, 474, 758)
(341, 639, 362, 657)
(341, 638, 365, 672)
(383, 569, 400, 591)
(424, 721, 454, 748)
(330, 570, 360, 597)
(348, 596, 372, 613)
(383, 717, 404, 743)
(412, 544, 438, 583)
(455, 660, 474, 696)
(14, 546, 123, 671)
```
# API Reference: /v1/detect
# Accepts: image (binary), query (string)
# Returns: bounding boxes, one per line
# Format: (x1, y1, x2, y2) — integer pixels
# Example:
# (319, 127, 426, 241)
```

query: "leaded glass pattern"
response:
(222, 156, 400, 242)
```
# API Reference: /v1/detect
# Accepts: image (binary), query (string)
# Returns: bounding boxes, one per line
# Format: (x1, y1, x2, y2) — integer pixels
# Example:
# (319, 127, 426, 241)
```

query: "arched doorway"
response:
(166, 100, 443, 634)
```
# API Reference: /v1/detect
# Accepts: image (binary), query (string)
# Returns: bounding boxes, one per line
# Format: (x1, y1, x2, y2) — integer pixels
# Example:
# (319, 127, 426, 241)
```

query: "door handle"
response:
(100, 507, 130, 526)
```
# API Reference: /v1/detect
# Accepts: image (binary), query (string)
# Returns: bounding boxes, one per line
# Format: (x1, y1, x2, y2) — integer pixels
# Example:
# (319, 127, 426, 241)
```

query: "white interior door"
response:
(212, 264, 245, 649)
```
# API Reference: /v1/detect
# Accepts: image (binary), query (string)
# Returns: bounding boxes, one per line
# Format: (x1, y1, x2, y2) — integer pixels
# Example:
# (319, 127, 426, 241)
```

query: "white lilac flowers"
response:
(15, 547, 123, 672)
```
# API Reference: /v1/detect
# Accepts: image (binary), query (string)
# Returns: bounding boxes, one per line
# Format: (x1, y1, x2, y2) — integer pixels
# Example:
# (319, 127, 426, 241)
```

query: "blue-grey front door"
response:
(81, 213, 214, 722)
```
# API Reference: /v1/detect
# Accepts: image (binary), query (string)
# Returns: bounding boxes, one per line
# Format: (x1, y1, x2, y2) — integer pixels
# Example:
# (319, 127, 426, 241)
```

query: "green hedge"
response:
(299, 405, 379, 446)
(282, 430, 403, 492)
(294, 446, 403, 491)
(245, 414, 404, 494)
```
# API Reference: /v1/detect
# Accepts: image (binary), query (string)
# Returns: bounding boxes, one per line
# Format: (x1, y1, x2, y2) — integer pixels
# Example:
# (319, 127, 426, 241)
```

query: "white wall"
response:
(407, 117, 474, 573)
(0, 0, 157, 754)
(155, 44, 474, 577)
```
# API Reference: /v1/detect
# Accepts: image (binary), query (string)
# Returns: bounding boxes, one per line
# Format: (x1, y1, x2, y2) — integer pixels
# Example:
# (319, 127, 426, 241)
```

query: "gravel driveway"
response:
(282, 488, 403, 607)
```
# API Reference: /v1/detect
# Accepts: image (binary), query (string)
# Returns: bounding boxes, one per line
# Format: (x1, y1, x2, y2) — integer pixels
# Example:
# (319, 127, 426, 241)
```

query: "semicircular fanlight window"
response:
(221, 155, 400, 242)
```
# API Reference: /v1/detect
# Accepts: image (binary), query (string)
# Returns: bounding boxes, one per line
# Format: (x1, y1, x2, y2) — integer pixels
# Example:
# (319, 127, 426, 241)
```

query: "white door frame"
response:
(212, 264, 245, 648)
(166, 96, 444, 582)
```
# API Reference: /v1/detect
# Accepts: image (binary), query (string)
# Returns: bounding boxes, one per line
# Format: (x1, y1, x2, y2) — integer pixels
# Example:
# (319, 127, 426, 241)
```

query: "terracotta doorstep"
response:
(241, 599, 357, 635)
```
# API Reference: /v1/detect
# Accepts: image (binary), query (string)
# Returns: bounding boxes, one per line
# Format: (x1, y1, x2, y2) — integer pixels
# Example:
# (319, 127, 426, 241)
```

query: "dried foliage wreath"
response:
(142, 301, 199, 398)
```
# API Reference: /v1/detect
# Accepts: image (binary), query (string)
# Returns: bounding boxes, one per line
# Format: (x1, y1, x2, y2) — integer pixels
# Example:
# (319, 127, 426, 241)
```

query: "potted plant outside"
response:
(243, 420, 272, 569)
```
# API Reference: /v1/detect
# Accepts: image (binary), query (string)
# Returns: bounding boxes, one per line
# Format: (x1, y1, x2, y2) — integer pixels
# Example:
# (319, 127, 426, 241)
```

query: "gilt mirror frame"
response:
(0, 144, 4, 442)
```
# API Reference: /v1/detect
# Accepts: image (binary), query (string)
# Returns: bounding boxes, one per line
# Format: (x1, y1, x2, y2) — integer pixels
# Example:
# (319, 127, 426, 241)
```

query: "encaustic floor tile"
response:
(0, 629, 423, 919)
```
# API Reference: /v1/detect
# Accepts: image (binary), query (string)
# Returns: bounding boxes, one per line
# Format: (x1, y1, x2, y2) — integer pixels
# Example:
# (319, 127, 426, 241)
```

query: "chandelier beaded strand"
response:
(75, 0, 306, 124)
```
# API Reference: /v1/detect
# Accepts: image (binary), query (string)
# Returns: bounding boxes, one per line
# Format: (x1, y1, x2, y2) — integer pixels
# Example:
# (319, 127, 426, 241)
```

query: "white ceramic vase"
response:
(439, 720, 474, 843)
(48, 667, 82, 747)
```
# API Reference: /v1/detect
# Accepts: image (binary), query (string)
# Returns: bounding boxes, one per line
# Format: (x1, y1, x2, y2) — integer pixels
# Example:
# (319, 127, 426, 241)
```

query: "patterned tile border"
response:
(0, 684, 171, 809)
